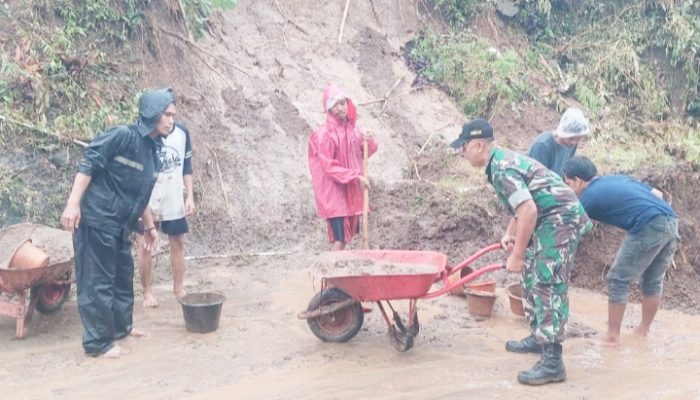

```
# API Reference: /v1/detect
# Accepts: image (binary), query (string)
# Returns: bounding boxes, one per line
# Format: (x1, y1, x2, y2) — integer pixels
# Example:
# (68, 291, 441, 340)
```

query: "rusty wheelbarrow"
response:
(0, 224, 73, 338)
(298, 243, 504, 352)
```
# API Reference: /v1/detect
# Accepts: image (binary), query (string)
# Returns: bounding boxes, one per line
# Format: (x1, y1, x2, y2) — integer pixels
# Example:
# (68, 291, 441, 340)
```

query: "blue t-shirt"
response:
(579, 175, 675, 234)
(527, 131, 577, 177)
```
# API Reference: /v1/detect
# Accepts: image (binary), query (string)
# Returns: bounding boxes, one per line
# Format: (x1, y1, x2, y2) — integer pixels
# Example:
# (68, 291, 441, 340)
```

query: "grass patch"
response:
(406, 32, 532, 117)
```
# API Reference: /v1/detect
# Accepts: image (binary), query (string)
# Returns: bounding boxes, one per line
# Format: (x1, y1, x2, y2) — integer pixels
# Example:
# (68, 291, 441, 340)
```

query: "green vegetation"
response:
(430, 0, 484, 28)
(407, 32, 532, 117)
(681, 130, 700, 165)
(408, 0, 700, 170)
(0, 0, 236, 226)
(0, 0, 148, 224)
(0, 0, 236, 225)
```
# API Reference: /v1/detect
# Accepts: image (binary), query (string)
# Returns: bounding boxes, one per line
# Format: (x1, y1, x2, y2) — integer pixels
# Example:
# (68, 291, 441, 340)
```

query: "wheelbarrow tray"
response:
(322, 250, 447, 301)
(0, 223, 74, 294)
(0, 260, 72, 293)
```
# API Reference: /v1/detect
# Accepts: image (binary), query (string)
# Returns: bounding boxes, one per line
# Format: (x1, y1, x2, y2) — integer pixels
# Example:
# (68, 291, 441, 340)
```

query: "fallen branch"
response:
(368, 0, 381, 25)
(176, 0, 193, 40)
(417, 121, 453, 154)
(380, 77, 404, 112)
(358, 98, 388, 106)
(359, 79, 422, 106)
(412, 159, 422, 181)
(281, 22, 289, 50)
(338, 0, 351, 44)
(158, 28, 251, 77)
(0, 114, 88, 147)
(275, 0, 308, 35)
(679, 247, 688, 266)
(539, 54, 557, 81)
(205, 143, 230, 208)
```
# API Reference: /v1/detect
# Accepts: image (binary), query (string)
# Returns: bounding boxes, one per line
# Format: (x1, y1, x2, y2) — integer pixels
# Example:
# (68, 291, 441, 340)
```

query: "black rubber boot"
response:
(505, 334, 543, 354)
(517, 343, 566, 385)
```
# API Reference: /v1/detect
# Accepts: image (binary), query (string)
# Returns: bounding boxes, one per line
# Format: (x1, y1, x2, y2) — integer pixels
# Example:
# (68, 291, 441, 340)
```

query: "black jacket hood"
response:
(135, 88, 176, 137)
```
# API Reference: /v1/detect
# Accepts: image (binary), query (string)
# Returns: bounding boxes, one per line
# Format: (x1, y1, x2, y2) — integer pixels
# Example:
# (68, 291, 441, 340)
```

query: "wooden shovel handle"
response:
(362, 135, 369, 250)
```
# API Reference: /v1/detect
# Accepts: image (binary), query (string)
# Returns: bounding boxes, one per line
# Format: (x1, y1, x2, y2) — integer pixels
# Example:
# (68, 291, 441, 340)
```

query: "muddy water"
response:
(2, 253, 700, 399)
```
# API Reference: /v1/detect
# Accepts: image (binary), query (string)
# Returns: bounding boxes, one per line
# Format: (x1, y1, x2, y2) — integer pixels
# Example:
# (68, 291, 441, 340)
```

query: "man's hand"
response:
(500, 233, 515, 252)
(358, 176, 370, 189)
(61, 203, 81, 233)
(185, 195, 196, 216)
(506, 253, 525, 273)
(143, 228, 159, 252)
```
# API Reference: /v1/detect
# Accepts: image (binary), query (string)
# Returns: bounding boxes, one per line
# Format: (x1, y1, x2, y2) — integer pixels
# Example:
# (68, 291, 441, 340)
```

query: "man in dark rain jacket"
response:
(61, 88, 177, 358)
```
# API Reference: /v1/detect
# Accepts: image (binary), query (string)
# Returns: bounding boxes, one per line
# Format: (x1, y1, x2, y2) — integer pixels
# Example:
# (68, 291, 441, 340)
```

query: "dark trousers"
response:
(73, 224, 134, 355)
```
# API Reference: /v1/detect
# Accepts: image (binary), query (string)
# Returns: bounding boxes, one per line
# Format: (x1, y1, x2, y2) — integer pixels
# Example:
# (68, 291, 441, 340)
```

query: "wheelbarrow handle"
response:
(423, 263, 504, 299)
(444, 243, 503, 278)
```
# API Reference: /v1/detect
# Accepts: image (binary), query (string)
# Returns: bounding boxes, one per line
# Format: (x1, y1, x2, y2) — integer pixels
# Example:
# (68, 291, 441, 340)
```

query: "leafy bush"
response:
(430, 0, 483, 28)
(406, 32, 531, 117)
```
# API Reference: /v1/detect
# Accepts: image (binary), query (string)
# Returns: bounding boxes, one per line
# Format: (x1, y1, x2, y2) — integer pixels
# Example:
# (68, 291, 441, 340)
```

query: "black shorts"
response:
(138, 217, 188, 236)
(327, 216, 360, 243)
(328, 217, 346, 242)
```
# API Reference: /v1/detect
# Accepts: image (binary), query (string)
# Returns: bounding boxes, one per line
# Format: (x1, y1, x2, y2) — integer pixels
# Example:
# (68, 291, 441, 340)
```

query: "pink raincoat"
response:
(308, 83, 378, 225)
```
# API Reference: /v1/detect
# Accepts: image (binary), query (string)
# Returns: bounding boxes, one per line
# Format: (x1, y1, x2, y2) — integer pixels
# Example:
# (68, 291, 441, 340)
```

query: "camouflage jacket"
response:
(486, 146, 591, 244)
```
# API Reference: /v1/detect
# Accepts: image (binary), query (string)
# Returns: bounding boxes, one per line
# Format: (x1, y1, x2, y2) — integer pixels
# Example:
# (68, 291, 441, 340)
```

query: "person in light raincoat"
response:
(308, 83, 378, 250)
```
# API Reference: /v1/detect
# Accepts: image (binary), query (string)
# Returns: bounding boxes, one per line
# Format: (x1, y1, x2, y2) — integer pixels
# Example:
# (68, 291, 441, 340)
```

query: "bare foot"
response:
(101, 345, 129, 359)
(129, 328, 148, 338)
(633, 326, 649, 338)
(174, 288, 186, 300)
(597, 333, 621, 347)
(143, 292, 158, 308)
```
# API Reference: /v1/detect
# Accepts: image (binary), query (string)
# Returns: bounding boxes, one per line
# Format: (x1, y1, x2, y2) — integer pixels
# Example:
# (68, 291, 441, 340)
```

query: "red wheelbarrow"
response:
(0, 224, 73, 338)
(298, 243, 504, 351)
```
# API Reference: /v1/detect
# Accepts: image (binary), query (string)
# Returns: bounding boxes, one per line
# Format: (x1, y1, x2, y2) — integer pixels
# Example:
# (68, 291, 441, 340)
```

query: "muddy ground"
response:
(2, 252, 700, 400)
(2, 0, 700, 399)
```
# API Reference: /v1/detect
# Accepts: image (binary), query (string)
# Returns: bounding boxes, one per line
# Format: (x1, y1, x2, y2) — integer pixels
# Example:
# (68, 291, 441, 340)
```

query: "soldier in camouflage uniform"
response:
(450, 118, 591, 385)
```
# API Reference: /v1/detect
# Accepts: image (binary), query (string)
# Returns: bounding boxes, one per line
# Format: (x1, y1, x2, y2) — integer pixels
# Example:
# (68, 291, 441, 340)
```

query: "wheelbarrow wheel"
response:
(36, 282, 71, 315)
(389, 326, 414, 352)
(307, 287, 363, 343)
(394, 312, 420, 337)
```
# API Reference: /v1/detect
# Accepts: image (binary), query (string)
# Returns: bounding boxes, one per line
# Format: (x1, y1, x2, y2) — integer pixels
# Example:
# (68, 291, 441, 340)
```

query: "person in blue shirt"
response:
(528, 107, 589, 176)
(563, 156, 678, 346)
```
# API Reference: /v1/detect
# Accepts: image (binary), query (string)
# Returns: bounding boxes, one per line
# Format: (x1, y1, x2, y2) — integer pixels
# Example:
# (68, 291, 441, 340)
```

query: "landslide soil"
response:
(2, 1, 700, 399)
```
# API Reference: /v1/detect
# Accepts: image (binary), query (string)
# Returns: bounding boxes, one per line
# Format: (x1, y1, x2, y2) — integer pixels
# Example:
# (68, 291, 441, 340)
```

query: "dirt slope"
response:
(140, 0, 502, 255)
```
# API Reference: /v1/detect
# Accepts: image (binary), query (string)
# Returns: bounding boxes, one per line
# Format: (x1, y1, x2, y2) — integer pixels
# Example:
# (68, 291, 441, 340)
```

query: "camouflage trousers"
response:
(522, 236, 582, 344)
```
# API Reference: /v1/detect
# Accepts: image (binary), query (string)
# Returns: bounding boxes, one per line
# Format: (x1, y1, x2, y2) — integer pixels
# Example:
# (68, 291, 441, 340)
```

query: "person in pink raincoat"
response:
(308, 83, 378, 250)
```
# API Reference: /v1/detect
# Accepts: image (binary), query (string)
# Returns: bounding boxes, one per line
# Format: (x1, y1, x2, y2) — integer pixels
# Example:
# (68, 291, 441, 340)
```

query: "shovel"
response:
(362, 134, 370, 250)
